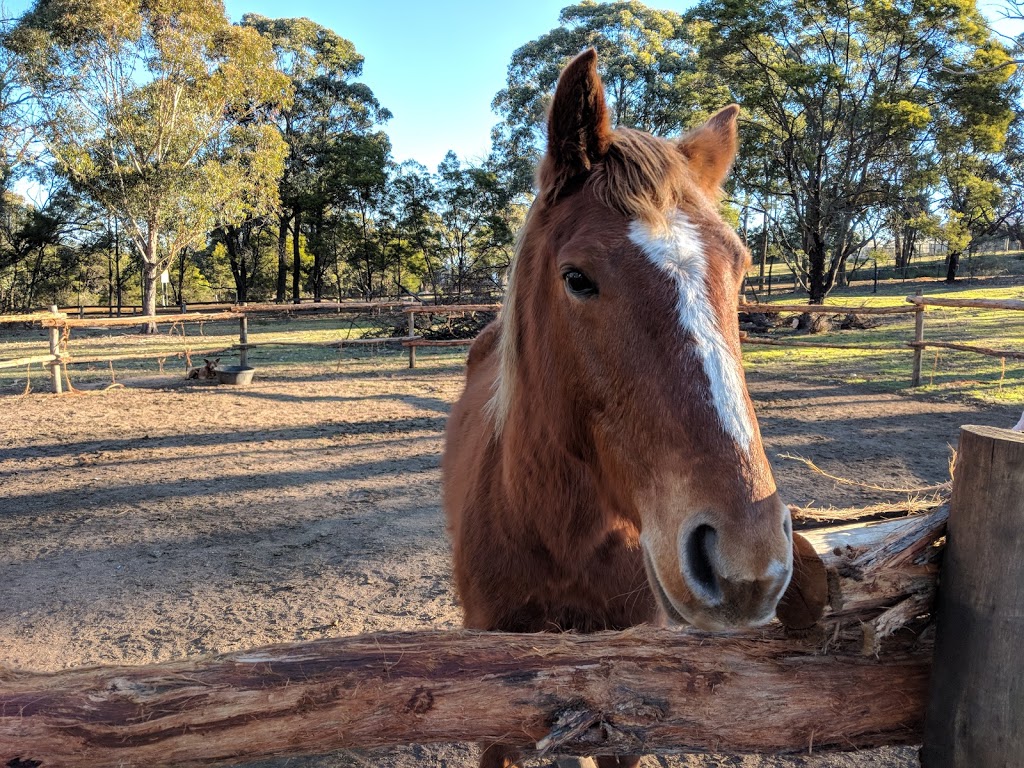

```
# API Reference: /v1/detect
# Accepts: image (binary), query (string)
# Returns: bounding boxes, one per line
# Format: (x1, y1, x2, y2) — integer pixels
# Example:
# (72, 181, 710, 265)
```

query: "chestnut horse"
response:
(444, 50, 793, 768)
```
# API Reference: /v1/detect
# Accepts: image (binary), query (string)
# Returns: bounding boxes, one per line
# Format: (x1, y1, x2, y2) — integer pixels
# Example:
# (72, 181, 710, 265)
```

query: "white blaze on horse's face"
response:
(628, 210, 754, 454)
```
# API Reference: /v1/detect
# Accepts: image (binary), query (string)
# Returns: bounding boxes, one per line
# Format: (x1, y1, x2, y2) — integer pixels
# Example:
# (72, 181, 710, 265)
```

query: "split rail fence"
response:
(1, 294, 1022, 392)
(0, 425, 1021, 766)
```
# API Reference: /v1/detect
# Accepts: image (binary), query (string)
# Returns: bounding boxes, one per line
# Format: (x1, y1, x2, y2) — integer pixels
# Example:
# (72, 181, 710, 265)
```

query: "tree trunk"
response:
(276, 214, 289, 303)
(140, 259, 159, 334)
(805, 238, 829, 304)
(292, 208, 302, 304)
(312, 208, 324, 302)
(224, 228, 247, 304)
(945, 251, 961, 283)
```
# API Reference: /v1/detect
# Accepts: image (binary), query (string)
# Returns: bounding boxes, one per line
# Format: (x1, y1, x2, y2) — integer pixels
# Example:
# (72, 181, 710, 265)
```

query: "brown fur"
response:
(444, 50, 791, 768)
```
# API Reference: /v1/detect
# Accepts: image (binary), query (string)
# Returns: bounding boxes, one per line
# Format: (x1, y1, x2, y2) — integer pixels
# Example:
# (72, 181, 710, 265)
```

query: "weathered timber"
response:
(0, 511, 944, 767)
(908, 340, 1024, 361)
(402, 338, 475, 347)
(231, 301, 415, 314)
(741, 336, 906, 352)
(41, 312, 238, 328)
(906, 295, 1024, 312)
(912, 290, 924, 386)
(922, 426, 1024, 766)
(0, 629, 928, 767)
(403, 303, 501, 314)
(0, 311, 67, 323)
(0, 353, 59, 369)
(47, 306, 63, 394)
(63, 347, 233, 366)
(738, 302, 917, 316)
(231, 336, 408, 350)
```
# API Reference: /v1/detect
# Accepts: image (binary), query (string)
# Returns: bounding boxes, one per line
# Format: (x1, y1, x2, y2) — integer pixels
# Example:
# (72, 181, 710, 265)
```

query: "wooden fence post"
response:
(408, 309, 416, 368)
(921, 425, 1024, 766)
(238, 315, 249, 368)
(911, 289, 924, 386)
(47, 305, 64, 395)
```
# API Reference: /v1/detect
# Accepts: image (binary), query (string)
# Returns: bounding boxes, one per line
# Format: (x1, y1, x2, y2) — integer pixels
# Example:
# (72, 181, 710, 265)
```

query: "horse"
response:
(443, 50, 794, 768)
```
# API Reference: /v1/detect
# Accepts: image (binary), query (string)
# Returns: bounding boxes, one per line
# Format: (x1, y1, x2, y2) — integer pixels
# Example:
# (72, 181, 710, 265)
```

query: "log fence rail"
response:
(1, 295, 1020, 391)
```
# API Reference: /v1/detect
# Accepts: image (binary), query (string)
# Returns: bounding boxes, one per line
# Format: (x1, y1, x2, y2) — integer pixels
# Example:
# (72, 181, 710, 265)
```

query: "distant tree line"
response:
(1, 0, 1022, 326)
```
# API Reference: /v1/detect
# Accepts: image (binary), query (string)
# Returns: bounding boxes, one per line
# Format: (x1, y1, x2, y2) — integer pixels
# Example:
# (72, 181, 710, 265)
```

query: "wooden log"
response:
(906, 295, 1024, 312)
(922, 426, 1024, 766)
(0, 628, 928, 768)
(0, 512, 944, 767)
(0, 353, 59, 370)
(408, 310, 416, 367)
(47, 306, 63, 394)
(231, 301, 416, 314)
(908, 340, 1024, 361)
(740, 336, 907, 352)
(402, 338, 475, 347)
(0, 311, 68, 323)
(238, 316, 249, 368)
(402, 303, 501, 314)
(912, 290, 924, 387)
(738, 302, 917, 316)
(63, 347, 234, 366)
(41, 312, 238, 329)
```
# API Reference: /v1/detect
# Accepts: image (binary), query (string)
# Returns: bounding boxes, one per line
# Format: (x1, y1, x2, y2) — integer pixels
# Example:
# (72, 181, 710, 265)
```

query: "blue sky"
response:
(6, 0, 1018, 173)
(221, 0, 692, 171)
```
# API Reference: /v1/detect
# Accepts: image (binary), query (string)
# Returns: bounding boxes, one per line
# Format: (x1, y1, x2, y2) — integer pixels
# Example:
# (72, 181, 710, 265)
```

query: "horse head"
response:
(495, 50, 792, 631)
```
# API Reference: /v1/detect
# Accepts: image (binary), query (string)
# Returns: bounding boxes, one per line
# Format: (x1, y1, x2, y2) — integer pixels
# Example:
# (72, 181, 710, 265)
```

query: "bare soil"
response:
(1, 361, 1016, 767)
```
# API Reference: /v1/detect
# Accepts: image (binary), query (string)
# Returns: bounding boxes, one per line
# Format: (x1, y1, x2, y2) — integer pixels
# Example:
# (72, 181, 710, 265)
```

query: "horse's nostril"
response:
(684, 524, 721, 603)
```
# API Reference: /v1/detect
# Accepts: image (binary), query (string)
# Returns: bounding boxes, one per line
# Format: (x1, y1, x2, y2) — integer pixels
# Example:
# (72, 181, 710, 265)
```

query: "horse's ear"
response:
(540, 48, 612, 200)
(678, 105, 741, 197)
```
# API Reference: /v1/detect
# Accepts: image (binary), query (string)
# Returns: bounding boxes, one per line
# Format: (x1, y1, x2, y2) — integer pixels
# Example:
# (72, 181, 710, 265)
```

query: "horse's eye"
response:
(563, 269, 597, 298)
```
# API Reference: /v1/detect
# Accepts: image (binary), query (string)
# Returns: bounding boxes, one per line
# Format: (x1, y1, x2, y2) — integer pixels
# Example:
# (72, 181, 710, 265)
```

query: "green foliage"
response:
(492, 1, 727, 195)
(694, 0, 1018, 301)
(8, 0, 291, 321)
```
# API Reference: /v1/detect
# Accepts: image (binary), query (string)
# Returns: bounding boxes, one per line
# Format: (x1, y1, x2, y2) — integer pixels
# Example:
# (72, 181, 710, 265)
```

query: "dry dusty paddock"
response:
(1, 359, 1018, 767)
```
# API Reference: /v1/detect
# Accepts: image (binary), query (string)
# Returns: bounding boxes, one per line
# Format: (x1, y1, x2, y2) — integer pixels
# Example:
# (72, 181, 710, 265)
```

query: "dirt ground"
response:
(1, 358, 1017, 767)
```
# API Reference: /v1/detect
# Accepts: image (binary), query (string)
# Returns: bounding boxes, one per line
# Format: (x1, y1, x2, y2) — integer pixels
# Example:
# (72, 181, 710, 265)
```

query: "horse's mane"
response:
(488, 127, 700, 430)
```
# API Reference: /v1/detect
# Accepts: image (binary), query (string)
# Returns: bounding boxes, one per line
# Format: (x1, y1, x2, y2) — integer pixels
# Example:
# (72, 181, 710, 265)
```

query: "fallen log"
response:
(0, 512, 945, 767)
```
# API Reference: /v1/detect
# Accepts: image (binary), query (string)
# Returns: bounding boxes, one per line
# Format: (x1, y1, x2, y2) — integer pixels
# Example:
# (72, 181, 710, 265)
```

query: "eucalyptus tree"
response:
(433, 152, 522, 299)
(492, 1, 727, 197)
(694, 0, 1015, 306)
(930, 38, 1020, 281)
(8, 0, 290, 330)
(242, 15, 391, 303)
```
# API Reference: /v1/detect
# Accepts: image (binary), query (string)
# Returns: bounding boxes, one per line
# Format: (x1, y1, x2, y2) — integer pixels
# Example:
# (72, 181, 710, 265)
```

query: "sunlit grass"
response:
(743, 280, 1024, 405)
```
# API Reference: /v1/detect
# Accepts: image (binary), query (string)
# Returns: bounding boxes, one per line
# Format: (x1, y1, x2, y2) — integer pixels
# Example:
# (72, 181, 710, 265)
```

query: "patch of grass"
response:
(743, 279, 1024, 405)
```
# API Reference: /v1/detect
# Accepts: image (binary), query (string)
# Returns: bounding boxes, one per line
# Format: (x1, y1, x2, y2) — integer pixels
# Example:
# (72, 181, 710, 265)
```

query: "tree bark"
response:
(292, 207, 302, 304)
(945, 251, 960, 283)
(276, 214, 289, 303)
(0, 628, 929, 768)
(140, 259, 159, 334)
(0, 513, 944, 767)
